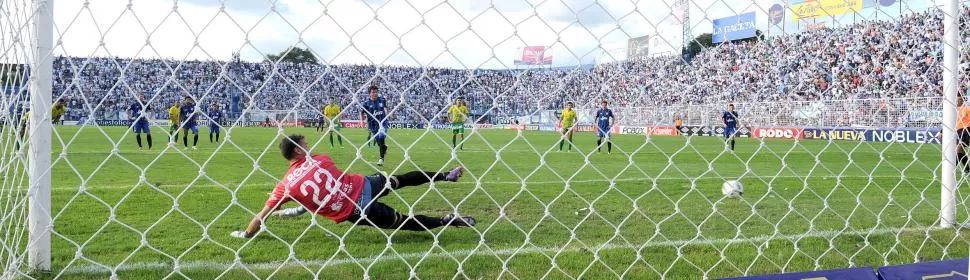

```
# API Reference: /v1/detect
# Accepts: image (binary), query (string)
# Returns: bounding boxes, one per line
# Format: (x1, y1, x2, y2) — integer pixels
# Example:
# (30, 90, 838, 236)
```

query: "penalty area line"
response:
(59, 226, 943, 275)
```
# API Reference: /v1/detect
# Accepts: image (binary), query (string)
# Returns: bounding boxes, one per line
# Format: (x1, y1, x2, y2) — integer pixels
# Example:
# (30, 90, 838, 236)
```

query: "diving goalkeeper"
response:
(230, 134, 475, 238)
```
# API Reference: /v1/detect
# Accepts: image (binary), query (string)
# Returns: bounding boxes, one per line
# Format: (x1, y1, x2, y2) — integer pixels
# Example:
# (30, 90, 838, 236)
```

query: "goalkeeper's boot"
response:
(377, 158, 384, 167)
(441, 214, 476, 227)
(444, 166, 464, 182)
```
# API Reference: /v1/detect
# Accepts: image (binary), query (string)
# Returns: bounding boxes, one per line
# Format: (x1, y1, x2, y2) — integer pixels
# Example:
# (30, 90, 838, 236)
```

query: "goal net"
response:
(0, 0, 40, 278)
(1, 0, 969, 279)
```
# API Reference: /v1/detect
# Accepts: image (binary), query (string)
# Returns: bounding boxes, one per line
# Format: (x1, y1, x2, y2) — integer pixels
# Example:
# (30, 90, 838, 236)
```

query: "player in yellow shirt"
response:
(316, 105, 327, 133)
(323, 97, 344, 149)
(447, 97, 470, 150)
(51, 99, 67, 125)
(168, 101, 181, 145)
(558, 102, 577, 152)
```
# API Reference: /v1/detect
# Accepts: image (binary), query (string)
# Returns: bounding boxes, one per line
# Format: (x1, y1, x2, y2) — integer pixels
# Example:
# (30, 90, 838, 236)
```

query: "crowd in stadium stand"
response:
(43, 6, 969, 125)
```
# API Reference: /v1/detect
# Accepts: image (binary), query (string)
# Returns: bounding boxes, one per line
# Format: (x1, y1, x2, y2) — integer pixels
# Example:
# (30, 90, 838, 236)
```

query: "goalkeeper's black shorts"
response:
(344, 174, 401, 229)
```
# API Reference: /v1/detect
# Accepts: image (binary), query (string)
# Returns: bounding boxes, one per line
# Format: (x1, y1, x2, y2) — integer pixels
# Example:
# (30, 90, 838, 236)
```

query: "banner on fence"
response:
(877, 258, 968, 280)
(867, 128, 942, 144)
(907, 109, 943, 123)
(650, 126, 679, 136)
(712, 12, 757, 43)
(341, 120, 367, 128)
(556, 124, 595, 133)
(93, 119, 132, 126)
(620, 126, 647, 135)
(803, 127, 942, 144)
(715, 126, 751, 138)
(802, 128, 866, 141)
(791, 0, 863, 20)
(679, 125, 710, 136)
(495, 116, 529, 125)
(387, 122, 425, 129)
(588, 125, 616, 135)
(429, 123, 495, 130)
(514, 46, 553, 66)
(752, 128, 803, 139)
(619, 125, 679, 136)
(675, 126, 752, 137)
(537, 125, 557, 132)
(719, 266, 878, 280)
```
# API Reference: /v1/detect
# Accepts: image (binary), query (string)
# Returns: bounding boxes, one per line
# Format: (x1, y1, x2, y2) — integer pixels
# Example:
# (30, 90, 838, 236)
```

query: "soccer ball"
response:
(721, 180, 743, 197)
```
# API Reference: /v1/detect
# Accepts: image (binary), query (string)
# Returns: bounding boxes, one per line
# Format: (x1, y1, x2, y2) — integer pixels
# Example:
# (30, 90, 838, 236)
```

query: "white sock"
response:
(275, 206, 307, 217)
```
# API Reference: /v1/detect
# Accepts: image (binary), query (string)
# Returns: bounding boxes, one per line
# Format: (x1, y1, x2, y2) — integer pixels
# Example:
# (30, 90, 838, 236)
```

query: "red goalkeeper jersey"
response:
(264, 154, 365, 223)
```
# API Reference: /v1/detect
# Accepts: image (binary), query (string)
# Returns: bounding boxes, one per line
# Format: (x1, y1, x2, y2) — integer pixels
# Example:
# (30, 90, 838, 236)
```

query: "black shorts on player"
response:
(345, 171, 474, 230)
(958, 128, 970, 173)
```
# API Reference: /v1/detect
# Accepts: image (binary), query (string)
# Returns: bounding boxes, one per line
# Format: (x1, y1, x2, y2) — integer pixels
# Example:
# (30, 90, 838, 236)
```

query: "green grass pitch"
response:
(13, 125, 970, 279)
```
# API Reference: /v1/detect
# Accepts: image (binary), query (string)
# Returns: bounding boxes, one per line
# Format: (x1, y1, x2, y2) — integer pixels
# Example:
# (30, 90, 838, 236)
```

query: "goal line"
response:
(58, 225, 942, 275)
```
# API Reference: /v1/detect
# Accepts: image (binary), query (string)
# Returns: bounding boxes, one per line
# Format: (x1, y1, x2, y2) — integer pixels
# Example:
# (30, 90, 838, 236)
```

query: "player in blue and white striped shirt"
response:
(128, 94, 153, 150)
(360, 86, 389, 166)
(722, 103, 740, 151)
(594, 101, 614, 153)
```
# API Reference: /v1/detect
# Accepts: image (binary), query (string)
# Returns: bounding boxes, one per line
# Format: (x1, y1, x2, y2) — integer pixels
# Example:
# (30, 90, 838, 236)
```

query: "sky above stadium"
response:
(48, 0, 940, 69)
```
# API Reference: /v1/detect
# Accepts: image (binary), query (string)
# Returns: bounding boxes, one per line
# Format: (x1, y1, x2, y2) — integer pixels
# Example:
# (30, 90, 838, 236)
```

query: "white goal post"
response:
(940, 0, 961, 229)
(27, 0, 52, 271)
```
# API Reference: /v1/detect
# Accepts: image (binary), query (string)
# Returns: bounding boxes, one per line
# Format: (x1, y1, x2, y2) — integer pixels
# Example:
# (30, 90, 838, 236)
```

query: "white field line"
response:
(60, 226, 943, 275)
(54, 149, 932, 155)
(46, 175, 924, 191)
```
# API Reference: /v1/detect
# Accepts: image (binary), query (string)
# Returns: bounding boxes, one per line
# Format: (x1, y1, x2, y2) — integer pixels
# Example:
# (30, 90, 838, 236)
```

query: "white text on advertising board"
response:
(755, 128, 802, 139)
(650, 126, 678, 136)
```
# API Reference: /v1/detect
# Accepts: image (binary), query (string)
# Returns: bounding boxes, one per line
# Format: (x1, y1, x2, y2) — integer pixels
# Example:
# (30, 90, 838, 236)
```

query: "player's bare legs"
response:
(565, 129, 574, 151)
(559, 128, 574, 152)
(169, 127, 179, 146)
(328, 128, 344, 149)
